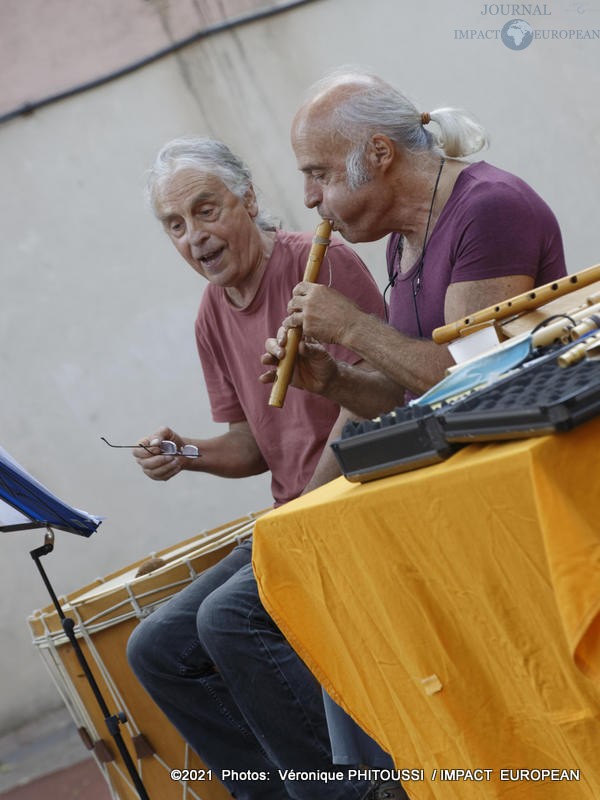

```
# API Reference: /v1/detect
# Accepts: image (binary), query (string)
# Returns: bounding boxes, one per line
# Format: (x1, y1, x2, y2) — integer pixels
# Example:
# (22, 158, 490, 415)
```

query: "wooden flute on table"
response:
(530, 296, 600, 348)
(432, 262, 600, 345)
(268, 218, 333, 408)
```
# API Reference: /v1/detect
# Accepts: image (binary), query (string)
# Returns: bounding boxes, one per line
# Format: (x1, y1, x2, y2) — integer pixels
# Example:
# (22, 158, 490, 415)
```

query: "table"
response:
(253, 416, 600, 799)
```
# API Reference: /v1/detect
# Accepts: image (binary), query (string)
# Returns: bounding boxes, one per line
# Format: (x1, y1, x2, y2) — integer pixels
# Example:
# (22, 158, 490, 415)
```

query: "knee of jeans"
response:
(195, 586, 242, 662)
(127, 615, 164, 679)
(195, 591, 218, 648)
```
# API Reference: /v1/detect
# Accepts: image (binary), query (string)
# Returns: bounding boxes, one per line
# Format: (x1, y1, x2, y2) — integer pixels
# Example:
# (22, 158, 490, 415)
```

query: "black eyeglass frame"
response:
(101, 437, 200, 458)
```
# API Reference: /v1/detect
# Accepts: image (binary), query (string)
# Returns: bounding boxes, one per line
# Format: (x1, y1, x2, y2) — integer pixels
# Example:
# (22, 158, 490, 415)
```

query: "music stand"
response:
(0, 445, 150, 800)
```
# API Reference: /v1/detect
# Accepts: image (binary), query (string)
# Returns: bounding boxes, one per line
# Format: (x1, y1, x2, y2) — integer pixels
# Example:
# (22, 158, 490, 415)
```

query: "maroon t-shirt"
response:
(196, 230, 386, 506)
(386, 161, 566, 338)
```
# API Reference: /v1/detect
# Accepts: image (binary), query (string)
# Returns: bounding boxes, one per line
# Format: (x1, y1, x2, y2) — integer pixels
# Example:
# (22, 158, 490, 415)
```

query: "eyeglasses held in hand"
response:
(101, 436, 200, 458)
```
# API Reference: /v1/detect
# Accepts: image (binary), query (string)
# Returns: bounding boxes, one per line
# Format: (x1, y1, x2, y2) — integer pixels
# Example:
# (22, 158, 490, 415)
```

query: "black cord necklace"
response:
(413, 158, 445, 293)
(384, 156, 446, 333)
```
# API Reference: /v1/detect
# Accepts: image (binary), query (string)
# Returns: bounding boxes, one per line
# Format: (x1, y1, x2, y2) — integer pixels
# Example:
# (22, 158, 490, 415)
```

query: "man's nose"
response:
(188, 220, 210, 245)
(304, 177, 322, 209)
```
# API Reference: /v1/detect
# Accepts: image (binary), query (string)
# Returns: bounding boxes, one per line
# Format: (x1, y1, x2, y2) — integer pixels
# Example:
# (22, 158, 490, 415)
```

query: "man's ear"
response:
(367, 134, 394, 172)
(244, 185, 259, 217)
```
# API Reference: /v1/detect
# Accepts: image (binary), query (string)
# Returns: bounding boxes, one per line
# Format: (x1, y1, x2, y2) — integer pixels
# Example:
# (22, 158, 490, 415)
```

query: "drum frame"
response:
(28, 511, 263, 800)
(31, 528, 152, 800)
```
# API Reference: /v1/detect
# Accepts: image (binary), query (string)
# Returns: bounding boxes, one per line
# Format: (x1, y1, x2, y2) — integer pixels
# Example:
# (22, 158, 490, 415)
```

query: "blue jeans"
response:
(323, 692, 395, 769)
(127, 539, 368, 800)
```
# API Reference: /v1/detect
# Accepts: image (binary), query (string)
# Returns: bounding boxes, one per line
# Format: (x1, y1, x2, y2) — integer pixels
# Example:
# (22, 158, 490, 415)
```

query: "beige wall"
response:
(0, 0, 288, 118)
(1, 0, 598, 732)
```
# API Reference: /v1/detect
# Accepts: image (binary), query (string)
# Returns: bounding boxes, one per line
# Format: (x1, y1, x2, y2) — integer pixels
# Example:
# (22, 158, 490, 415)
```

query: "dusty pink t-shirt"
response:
(196, 230, 385, 506)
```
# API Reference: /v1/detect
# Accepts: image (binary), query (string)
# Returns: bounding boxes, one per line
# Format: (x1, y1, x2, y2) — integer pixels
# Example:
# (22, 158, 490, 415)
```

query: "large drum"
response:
(28, 511, 265, 800)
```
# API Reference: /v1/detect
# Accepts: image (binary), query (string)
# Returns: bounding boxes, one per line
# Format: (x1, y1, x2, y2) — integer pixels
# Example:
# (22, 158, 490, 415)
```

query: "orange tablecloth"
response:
(253, 417, 600, 799)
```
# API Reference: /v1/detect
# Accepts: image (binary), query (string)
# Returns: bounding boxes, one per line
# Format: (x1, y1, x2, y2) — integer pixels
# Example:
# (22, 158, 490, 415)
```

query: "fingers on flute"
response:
(291, 281, 309, 297)
(261, 351, 279, 367)
(277, 322, 296, 344)
(258, 368, 277, 385)
(260, 338, 280, 385)
(262, 334, 282, 358)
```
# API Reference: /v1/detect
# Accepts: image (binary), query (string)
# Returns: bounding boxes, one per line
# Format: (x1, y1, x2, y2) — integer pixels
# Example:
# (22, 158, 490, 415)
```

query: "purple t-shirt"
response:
(196, 229, 386, 506)
(386, 161, 566, 338)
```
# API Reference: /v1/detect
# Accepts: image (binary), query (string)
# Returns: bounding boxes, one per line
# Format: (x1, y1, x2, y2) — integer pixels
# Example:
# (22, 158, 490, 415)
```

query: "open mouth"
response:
(199, 246, 225, 270)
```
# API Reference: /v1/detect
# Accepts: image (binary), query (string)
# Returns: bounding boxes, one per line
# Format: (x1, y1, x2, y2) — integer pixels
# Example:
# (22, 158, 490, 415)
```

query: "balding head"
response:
(292, 69, 384, 148)
(292, 67, 433, 191)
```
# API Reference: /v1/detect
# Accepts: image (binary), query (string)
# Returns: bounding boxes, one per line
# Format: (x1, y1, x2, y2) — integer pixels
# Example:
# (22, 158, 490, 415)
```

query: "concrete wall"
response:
(1, 0, 599, 733)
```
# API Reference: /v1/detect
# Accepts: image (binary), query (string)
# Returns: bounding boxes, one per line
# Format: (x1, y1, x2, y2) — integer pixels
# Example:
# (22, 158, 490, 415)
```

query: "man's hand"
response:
(133, 426, 186, 481)
(260, 328, 339, 396)
(285, 282, 359, 345)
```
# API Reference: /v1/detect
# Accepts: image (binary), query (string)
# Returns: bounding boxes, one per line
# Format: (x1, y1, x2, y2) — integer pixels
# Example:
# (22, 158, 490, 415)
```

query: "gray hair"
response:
(146, 136, 278, 230)
(306, 68, 489, 189)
